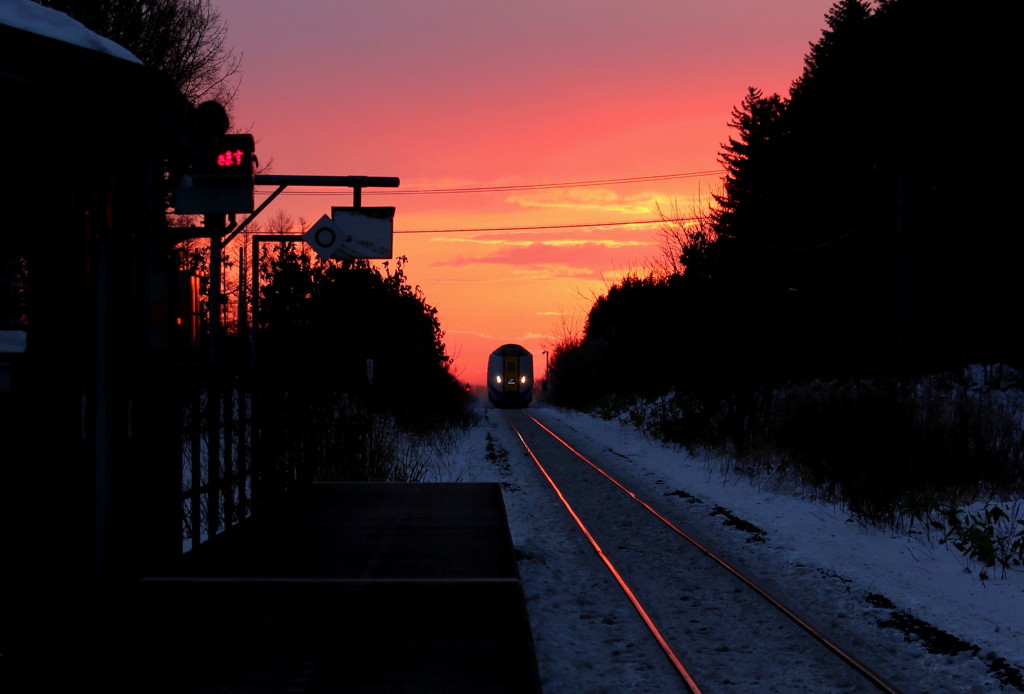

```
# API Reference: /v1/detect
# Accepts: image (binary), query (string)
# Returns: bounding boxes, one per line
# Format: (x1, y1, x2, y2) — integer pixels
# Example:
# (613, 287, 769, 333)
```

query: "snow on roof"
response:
(0, 0, 142, 64)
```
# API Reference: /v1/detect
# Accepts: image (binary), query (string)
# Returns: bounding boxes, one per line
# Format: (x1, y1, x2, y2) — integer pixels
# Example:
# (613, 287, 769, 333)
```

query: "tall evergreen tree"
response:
(713, 87, 789, 247)
(790, 0, 874, 100)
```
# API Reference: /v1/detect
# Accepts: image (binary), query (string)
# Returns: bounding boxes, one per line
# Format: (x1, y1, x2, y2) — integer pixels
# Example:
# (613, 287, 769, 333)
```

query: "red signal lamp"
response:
(217, 149, 246, 167)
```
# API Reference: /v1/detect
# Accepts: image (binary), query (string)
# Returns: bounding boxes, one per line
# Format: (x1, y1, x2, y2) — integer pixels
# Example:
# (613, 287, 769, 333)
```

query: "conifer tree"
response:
(790, 0, 873, 100)
(713, 87, 788, 244)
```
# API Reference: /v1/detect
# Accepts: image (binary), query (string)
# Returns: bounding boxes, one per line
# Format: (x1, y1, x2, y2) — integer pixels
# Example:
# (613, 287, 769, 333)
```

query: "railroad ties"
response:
(108, 483, 541, 692)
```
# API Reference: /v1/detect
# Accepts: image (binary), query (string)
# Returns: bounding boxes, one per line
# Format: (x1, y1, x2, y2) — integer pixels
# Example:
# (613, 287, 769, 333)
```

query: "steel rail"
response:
(525, 412, 901, 694)
(508, 420, 704, 694)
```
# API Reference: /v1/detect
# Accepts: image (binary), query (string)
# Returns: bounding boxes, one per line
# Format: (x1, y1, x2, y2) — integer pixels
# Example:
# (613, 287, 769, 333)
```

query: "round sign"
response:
(314, 225, 336, 249)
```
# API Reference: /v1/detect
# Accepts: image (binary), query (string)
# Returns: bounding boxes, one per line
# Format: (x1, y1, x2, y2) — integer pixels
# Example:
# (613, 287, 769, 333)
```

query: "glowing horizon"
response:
(213, 0, 839, 386)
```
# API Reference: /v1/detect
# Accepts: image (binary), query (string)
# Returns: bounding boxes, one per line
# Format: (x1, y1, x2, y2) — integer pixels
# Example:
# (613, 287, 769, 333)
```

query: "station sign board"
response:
(303, 206, 394, 260)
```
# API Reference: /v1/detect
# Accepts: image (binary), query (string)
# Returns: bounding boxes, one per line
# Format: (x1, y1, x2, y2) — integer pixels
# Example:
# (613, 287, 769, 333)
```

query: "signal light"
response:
(212, 136, 255, 171)
(217, 149, 245, 167)
(174, 133, 256, 214)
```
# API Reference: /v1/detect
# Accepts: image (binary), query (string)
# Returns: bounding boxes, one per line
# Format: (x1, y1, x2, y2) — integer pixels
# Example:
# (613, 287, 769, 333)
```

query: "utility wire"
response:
(255, 170, 723, 197)
(395, 215, 711, 234)
(247, 170, 719, 235)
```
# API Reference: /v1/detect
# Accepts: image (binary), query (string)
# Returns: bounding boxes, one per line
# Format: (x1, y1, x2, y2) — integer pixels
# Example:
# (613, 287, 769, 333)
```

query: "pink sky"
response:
(213, 0, 839, 386)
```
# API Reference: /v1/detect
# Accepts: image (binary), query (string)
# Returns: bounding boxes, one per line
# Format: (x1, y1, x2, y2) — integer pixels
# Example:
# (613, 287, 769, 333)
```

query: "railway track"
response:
(503, 408, 901, 694)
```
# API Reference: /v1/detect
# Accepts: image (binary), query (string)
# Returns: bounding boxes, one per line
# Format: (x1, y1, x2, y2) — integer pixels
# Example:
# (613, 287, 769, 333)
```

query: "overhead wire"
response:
(250, 169, 722, 236)
(254, 170, 723, 197)
(394, 215, 712, 234)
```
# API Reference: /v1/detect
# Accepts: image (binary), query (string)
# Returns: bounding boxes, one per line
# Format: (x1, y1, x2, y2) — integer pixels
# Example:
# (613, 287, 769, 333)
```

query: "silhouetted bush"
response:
(598, 366, 1024, 526)
(255, 247, 474, 480)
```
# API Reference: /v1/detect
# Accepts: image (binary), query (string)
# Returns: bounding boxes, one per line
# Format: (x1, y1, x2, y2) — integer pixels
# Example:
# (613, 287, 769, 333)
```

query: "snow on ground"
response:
(435, 400, 1024, 693)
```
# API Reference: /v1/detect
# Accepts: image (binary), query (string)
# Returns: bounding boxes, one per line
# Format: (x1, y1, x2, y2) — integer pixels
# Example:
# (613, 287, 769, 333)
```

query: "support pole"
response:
(204, 213, 226, 539)
(205, 213, 226, 368)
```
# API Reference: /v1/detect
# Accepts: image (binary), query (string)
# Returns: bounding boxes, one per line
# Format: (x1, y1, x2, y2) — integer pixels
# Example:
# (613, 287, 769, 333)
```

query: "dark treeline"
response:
(549, 0, 1018, 410)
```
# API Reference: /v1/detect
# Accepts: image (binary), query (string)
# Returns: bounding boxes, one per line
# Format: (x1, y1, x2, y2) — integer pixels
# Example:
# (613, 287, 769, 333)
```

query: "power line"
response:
(395, 216, 711, 234)
(255, 170, 723, 197)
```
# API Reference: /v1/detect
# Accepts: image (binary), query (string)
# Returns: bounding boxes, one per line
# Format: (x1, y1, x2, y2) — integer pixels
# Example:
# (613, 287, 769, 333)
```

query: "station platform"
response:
(105, 483, 541, 693)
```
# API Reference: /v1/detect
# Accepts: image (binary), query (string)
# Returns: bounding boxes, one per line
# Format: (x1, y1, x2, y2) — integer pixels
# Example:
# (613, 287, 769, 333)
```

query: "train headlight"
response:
(494, 375, 502, 384)
(520, 375, 528, 384)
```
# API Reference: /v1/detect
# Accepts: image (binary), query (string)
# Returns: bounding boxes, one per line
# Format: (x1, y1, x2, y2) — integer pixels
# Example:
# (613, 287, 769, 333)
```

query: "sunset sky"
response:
(213, 0, 839, 386)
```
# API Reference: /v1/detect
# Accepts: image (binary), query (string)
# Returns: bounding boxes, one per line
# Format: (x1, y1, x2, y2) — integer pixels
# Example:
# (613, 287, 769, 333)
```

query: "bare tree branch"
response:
(33, 0, 242, 109)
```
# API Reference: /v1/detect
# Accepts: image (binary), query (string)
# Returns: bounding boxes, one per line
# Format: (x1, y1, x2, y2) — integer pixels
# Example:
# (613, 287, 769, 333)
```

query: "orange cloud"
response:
(505, 188, 671, 217)
(431, 231, 658, 280)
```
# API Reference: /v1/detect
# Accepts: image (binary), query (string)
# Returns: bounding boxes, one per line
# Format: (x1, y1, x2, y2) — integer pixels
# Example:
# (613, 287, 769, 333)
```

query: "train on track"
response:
(488, 344, 534, 408)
